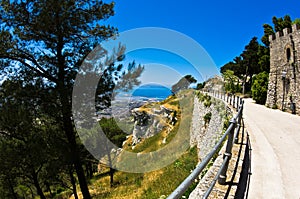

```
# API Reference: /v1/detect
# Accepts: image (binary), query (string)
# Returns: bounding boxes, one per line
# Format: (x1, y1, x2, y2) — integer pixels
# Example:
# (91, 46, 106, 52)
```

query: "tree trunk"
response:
(56, 29, 91, 198)
(105, 143, 114, 187)
(69, 169, 79, 199)
(249, 75, 253, 91)
(58, 85, 91, 199)
(74, 160, 91, 199)
(8, 178, 18, 199)
(243, 64, 249, 95)
(32, 172, 46, 199)
(109, 168, 115, 187)
(89, 162, 94, 179)
(242, 75, 247, 95)
(85, 161, 94, 180)
(45, 181, 53, 198)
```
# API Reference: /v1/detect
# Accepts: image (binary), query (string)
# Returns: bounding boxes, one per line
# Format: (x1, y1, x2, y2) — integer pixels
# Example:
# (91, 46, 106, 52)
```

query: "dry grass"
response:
(78, 147, 198, 199)
(70, 89, 197, 199)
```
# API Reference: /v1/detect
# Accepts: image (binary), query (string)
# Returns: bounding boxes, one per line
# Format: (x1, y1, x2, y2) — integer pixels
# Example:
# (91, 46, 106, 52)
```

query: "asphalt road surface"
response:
(243, 98, 300, 199)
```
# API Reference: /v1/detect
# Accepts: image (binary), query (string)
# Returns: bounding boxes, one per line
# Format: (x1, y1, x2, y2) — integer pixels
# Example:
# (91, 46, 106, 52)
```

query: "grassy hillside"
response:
(70, 90, 198, 199)
(85, 147, 197, 199)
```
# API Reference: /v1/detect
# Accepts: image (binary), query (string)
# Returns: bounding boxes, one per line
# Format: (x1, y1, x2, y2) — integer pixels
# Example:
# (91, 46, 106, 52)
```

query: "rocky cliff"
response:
(131, 105, 177, 146)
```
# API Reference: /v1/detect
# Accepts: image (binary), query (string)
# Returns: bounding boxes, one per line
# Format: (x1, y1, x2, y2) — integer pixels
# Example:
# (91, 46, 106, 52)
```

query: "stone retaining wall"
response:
(190, 95, 229, 161)
(189, 94, 246, 198)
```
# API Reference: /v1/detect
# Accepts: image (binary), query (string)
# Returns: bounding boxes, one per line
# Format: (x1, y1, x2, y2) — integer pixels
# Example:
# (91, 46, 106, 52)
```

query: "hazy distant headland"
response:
(97, 84, 173, 118)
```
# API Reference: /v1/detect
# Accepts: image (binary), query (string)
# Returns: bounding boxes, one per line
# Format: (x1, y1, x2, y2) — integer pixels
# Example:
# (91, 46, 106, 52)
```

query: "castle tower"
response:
(266, 24, 300, 113)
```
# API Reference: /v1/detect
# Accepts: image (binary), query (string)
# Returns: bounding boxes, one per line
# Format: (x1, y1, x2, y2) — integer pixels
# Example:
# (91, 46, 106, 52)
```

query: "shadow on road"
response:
(223, 119, 252, 199)
(234, 132, 252, 199)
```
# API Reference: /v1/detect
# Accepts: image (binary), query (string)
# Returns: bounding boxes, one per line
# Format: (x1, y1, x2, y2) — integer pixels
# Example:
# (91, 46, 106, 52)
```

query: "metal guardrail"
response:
(167, 91, 244, 199)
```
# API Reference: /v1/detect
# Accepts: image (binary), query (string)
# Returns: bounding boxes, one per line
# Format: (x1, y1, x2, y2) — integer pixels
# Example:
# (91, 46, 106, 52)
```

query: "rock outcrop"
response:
(131, 105, 177, 145)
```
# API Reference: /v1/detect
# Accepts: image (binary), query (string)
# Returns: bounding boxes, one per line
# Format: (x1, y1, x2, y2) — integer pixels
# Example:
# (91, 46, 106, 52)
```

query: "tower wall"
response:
(266, 24, 300, 113)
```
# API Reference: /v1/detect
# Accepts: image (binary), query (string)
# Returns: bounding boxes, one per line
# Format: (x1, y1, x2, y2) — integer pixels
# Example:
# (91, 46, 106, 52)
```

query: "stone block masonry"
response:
(266, 24, 300, 114)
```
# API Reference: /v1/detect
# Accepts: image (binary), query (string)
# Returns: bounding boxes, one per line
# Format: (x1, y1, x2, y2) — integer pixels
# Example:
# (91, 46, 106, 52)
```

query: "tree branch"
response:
(0, 130, 26, 142)
(17, 49, 56, 80)
(0, 54, 58, 83)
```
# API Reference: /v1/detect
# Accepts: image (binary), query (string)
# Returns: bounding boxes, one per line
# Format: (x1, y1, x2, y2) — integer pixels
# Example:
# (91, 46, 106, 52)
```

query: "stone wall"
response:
(189, 94, 250, 199)
(189, 94, 233, 198)
(266, 24, 300, 113)
(190, 94, 230, 161)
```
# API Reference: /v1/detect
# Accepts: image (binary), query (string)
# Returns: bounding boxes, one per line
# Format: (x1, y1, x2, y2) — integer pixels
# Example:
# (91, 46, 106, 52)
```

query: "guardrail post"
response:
(229, 95, 232, 105)
(233, 95, 236, 108)
(237, 96, 240, 108)
(218, 118, 236, 185)
(234, 100, 244, 144)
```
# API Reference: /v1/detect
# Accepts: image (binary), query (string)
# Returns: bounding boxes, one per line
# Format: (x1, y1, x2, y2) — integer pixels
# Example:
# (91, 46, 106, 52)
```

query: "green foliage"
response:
(261, 24, 275, 47)
(223, 114, 231, 131)
(99, 118, 127, 148)
(196, 91, 212, 107)
(220, 14, 300, 95)
(251, 72, 269, 104)
(222, 70, 241, 93)
(196, 82, 206, 90)
(258, 44, 270, 72)
(293, 18, 300, 26)
(204, 100, 212, 108)
(220, 56, 244, 79)
(272, 104, 278, 109)
(203, 112, 212, 125)
(0, 0, 143, 198)
(0, 79, 73, 199)
(242, 37, 261, 75)
(221, 37, 264, 94)
(262, 15, 298, 47)
(272, 15, 292, 32)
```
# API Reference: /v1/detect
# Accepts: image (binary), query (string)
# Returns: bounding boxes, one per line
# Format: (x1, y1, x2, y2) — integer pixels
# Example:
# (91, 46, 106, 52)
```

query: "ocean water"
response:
(131, 84, 172, 100)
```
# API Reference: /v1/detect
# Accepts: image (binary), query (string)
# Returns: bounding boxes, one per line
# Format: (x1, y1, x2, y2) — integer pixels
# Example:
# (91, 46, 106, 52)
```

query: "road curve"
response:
(243, 98, 300, 199)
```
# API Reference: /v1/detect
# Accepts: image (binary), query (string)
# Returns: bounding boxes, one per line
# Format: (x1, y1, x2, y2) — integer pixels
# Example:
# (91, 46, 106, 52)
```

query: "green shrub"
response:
(203, 112, 212, 125)
(272, 104, 278, 109)
(204, 100, 211, 107)
(251, 72, 269, 105)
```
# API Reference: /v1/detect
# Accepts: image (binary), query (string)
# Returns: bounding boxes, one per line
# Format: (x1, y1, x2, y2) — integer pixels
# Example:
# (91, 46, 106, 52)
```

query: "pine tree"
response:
(0, 1, 121, 198)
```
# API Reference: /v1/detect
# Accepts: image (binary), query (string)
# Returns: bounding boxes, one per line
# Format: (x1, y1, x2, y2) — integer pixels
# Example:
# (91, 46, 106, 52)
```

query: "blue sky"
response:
(104, 0, 300, 85)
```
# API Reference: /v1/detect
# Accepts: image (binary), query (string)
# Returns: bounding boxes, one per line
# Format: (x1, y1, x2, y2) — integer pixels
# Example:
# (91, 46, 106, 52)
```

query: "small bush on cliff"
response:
(203, 112, 212, 126)
(251, 72, 269, 105)
(196, 92, 212, 107)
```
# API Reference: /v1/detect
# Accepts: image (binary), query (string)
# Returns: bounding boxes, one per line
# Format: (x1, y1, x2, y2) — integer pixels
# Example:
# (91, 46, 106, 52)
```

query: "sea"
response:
(131, 84, 172, 101)
(98, 84, 173, 117)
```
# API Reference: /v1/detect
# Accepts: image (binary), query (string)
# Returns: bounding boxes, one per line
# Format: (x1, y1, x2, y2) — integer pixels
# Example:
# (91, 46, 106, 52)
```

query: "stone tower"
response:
(266, 24, 300, 113)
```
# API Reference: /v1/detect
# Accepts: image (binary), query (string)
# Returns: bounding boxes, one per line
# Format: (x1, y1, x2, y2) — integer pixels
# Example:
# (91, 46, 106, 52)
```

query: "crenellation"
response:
(275, 31, 282, 38)
(266, 25, 300, 114)
(292, 23, 300, 32)
(283, 28, 291, 36)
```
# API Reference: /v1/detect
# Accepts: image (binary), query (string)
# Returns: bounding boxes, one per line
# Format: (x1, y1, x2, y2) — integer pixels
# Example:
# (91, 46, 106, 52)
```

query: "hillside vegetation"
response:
(69, 90, 198, 199)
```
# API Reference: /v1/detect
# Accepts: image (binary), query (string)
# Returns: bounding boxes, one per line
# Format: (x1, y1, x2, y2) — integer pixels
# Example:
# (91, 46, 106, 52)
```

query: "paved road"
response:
(243, 98, 300, 199)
